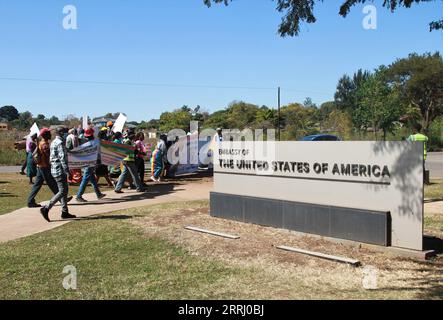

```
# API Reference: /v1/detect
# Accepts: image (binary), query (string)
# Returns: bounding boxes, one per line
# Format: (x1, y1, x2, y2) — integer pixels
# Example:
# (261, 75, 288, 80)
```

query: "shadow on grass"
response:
(424, 235, 443, 255)
(0, 192, 17, 198)
(424, 198, 443, 203)
(50, 214, 137, 223)
(67, 183, 181, 207)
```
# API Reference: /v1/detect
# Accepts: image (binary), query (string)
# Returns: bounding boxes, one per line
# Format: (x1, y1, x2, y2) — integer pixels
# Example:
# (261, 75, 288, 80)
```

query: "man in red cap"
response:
(27, 128, 72, 208)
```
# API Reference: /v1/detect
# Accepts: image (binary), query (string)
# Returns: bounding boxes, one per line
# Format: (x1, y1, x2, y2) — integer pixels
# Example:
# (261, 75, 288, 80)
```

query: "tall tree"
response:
(204, 0, 442, 37)
(335, 69, 370, 111)
(385, 52, 443, 134)
(0, 105, 19, 122)
(353, 71, 403, 140)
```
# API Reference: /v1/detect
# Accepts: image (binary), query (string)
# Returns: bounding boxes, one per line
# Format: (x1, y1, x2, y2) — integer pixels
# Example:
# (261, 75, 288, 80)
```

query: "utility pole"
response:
(278, 87, 281, 141)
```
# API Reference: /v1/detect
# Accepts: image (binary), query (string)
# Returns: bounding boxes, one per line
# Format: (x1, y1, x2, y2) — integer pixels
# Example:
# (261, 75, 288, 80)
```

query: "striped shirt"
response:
(50, 136, 70, 177)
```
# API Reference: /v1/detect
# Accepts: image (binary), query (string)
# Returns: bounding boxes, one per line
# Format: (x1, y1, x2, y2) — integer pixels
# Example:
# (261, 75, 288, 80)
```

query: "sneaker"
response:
(61, 212, 77, 219)
(28, 202, 42, 208)
(97, 193, 106, 200)
(115, 190, 124, 194)
(136, 187, 146, 193)
(76, 197, 88, 203)
(39, 207, 50, 222)
(67, 196, 73, 203)
(150, 176, 157, 182)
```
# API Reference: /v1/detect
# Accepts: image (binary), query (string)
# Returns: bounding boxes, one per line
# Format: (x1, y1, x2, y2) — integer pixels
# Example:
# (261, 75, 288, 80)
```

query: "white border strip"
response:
(276, 245, 361, 266)
(185, 226, 240, 239)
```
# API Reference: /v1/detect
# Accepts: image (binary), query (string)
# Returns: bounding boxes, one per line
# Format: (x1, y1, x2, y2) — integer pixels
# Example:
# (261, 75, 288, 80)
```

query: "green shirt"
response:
(123, 138, 135, 162)
(408, 133, 429, 160)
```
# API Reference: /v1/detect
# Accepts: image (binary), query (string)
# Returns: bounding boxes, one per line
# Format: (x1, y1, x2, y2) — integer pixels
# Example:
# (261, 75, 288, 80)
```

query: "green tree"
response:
(204, 0, 442, 37)
(280, 103, 318, 140)
(225, 101, 260, 129)
(323, 109, 353, 140)
(255, 106, 278, 129)
(11, 111, 33, 130)
(159, 107, 193, 132)
(353, 72, 403, 140)
(0, 105, 19, 122)
(204, 110, 230, 129)
(385, 52, 443, 134)
(334, 69, 370, 111)
(48, 116, 61, 126)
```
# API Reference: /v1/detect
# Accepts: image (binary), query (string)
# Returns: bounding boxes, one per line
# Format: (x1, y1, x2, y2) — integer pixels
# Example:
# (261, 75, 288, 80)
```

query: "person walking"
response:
(66, 128, 79, 151)
(407, 123, 429, 161)
(75, 128, 106, 203)
(150, 136, 167, 182)
(114, 133, 145, 194)
(135, 132, 147, 185)
(27, 128, 73, 208)
(26, 133, 38, 184)
(408, 123, 430, 184)
(39, 127, 76, 222)
(66, 128, 82, 184)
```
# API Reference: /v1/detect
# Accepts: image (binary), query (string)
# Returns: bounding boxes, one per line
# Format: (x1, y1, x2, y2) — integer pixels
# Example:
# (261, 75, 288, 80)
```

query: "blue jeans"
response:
(28, 167, 58, 205)
(77, 167, 101, 198)
(115, 161, 143, 192)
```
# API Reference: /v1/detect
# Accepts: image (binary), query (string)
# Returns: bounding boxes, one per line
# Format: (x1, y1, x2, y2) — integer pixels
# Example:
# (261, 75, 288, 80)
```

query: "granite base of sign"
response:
(210, 192, 391, 247)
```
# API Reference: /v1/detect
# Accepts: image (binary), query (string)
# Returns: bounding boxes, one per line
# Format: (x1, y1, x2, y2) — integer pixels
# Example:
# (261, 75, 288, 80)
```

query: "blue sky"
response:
(0, 0, 442, 121)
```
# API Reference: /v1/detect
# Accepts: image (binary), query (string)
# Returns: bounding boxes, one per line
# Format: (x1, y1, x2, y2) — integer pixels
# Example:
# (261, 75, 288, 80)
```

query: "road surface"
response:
(427, 152, 443, 180)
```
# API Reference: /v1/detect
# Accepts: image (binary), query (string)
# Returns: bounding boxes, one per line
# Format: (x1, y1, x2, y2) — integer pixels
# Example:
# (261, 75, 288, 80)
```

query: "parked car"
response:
(300, 134, 342, 141)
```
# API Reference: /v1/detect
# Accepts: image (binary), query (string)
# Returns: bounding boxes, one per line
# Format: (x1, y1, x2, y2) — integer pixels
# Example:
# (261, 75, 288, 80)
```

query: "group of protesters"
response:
(24, 121, 169, 223)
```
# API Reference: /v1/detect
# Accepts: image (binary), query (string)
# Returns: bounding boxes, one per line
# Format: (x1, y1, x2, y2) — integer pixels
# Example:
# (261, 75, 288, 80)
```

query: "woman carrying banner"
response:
(75, 128, 106, 203)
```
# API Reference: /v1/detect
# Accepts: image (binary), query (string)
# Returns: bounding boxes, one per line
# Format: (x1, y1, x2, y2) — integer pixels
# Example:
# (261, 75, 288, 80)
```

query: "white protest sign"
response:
(82, 115, 89, 129)
(112, 113, 127, 133)
(29, 123, 40, 137)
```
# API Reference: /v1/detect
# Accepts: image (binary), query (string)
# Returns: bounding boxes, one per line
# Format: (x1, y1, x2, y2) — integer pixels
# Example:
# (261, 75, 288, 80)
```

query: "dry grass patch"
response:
(128, 201, 443, 300)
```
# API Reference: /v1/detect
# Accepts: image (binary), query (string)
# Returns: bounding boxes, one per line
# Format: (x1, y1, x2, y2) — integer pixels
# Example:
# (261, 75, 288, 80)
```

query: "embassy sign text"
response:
(218, 147, 391, 185)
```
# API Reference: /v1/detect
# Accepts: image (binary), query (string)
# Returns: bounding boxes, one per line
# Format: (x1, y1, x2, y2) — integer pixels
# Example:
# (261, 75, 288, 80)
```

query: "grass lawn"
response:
(425, 180, 443, 199)
(0, 173, 114, 215)
(0, 201, 442, 300)
(0, 131, 27, 166)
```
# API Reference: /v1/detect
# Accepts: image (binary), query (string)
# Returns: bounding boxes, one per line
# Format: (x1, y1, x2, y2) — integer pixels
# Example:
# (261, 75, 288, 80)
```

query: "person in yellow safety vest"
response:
(407, 123, 429, 161)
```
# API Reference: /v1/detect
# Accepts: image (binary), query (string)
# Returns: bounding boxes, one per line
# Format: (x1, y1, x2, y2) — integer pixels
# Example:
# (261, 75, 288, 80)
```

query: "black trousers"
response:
(135, 157, 145, 184)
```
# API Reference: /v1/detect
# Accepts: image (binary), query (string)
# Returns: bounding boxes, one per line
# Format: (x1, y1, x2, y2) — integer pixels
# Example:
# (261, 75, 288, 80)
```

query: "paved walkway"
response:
(0, 181, 211, 243)
(0, 166, 21, 173)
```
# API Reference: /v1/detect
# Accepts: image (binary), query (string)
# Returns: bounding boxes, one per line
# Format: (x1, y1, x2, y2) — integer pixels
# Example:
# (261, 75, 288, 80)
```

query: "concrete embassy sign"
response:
(211, 141, 424, 251)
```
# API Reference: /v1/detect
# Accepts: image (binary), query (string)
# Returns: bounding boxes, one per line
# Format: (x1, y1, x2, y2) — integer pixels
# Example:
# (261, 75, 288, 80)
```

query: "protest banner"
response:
(82, 115, 88, 129)
(168, 132, 200, 176)
(68, 140, 99, 169)
(100, 140, 135, 166)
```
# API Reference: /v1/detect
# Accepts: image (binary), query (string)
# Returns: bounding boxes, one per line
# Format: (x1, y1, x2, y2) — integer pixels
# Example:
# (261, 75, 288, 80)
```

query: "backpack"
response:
(32, 143, 41, 164)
